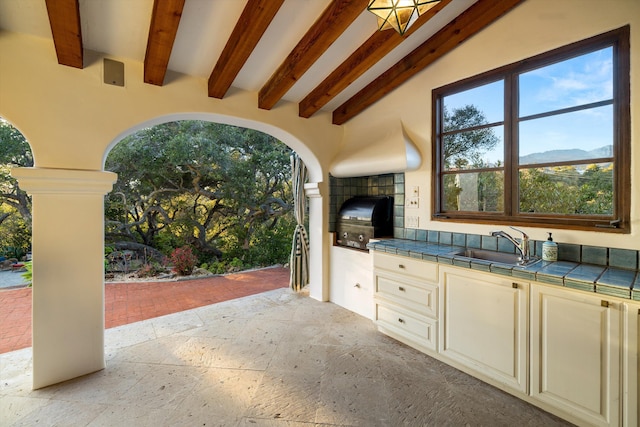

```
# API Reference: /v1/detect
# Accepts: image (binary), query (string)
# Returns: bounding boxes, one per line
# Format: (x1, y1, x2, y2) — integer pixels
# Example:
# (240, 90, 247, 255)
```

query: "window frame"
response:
(431, 26, 631, 233)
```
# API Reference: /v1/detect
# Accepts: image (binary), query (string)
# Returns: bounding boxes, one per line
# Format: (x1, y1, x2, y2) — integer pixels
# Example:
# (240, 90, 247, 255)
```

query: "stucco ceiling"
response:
(0, 0, 524, 125)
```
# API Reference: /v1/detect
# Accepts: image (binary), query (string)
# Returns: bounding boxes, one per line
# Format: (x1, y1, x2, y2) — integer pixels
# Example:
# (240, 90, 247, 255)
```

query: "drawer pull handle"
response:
(354, 283, 361, 288)
(398, 318, 405, 323)
(398, 286, 405, 292)
(398, 264, 405, 269)
(601, 300, 609, 308)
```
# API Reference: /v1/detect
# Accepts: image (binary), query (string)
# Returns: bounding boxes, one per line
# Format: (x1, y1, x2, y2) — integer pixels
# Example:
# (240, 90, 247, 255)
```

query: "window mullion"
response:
(504, 74, 516, 218)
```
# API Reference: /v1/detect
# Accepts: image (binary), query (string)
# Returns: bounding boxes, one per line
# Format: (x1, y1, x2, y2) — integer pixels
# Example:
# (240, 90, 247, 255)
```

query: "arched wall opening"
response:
(102, 119, 297, 284)
(102, 112, 328, 300)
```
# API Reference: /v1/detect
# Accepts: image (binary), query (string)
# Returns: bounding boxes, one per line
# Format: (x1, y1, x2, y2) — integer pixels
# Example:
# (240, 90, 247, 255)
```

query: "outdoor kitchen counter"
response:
(367, 238, 640, 301)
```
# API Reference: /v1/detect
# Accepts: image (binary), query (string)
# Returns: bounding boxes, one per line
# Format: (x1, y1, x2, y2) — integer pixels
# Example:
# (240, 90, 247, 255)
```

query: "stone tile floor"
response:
(1, 288, 573, 426)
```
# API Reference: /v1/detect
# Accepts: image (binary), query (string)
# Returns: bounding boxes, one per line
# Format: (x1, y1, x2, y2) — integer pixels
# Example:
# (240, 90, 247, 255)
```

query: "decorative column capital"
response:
(304, 182, 323, 198)
(11, 167, 117, 195)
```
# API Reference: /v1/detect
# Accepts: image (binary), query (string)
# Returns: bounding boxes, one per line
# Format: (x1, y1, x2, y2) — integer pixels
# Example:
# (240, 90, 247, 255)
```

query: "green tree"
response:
(519, 164, 613, 216)
(442, 106, 500, 211)
(519, 167, 580, 214)
(105, 121, 295, 267)
(576, 164, 613, 215)
(443, 105, 500, 169)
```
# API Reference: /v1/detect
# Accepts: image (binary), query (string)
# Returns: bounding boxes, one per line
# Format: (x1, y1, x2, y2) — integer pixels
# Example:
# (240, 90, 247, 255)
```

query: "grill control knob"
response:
(358, 235, 364, 242)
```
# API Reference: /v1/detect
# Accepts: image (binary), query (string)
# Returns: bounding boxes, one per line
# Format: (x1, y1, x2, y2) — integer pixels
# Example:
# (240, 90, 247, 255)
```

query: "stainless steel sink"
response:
(450, 248, 541, 266)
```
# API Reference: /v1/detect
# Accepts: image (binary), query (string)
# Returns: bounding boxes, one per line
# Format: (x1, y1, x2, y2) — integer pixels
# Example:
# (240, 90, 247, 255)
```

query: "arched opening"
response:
(101, 115, 327, 324)
(101, 119, 301, 325)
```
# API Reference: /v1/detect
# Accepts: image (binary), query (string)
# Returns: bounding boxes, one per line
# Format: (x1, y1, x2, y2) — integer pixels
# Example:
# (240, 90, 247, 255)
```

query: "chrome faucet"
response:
(490, 226, 531, 264)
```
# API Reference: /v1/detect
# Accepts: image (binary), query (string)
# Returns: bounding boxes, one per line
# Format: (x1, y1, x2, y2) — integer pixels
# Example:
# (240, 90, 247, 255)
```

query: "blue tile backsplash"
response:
(330, 172, 640, 271)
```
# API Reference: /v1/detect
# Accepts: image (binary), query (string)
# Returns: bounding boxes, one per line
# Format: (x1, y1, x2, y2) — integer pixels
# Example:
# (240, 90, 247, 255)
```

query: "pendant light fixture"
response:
(367, 0, 441, 35)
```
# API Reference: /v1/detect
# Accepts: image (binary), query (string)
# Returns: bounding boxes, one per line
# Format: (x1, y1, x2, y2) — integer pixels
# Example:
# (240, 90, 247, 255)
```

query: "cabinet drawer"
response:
(376, 275, 437, 318)
(374, 252, 437, 282)
(376, 303, 437, 351)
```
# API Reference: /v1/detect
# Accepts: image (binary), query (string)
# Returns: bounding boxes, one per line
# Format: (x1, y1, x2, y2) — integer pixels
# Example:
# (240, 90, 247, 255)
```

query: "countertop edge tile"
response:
(367, 238, 636, 300)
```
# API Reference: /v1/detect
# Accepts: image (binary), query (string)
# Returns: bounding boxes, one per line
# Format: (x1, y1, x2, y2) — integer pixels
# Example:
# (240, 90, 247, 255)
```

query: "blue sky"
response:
(444, 47, 613, 164)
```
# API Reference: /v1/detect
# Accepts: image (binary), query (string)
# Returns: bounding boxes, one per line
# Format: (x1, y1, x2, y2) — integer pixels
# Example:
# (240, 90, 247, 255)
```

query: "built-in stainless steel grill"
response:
(336, 196, 393, 250)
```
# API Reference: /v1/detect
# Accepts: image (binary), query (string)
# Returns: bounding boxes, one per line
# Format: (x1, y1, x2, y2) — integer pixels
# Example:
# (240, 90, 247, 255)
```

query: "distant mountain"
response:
(520, 145, 612, 165)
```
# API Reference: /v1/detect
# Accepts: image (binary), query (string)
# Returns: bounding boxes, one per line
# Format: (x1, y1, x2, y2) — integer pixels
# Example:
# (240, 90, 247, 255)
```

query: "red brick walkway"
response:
(0, 267, 289, 354)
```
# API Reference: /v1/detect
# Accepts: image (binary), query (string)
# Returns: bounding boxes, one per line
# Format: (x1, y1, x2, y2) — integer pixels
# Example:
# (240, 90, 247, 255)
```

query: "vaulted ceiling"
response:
(0, 0, 524, 125)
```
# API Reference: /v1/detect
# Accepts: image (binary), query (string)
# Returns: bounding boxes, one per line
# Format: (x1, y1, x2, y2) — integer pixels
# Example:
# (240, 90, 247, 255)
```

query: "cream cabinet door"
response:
(531, 284, 620, 427)
(439, 266, 529, 394)
(329, 246, 374, 319)
(622, 302, 639, 427)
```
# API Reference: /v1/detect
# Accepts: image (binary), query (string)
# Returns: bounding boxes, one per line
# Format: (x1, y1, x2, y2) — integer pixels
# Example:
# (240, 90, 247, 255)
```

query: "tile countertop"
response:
(367, 238, 640, 302)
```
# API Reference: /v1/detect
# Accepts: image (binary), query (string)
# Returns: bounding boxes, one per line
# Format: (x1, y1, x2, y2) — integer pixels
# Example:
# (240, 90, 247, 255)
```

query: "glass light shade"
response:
(367, 0, 441, 35)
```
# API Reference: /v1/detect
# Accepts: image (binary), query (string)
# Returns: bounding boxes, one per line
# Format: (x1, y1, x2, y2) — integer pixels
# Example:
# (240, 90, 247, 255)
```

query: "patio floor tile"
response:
(1, 288, 573, 426)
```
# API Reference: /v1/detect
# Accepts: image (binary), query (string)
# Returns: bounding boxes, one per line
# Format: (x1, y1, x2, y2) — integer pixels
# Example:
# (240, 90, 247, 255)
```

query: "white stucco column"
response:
(305, 181, 329, 302)
(11, 167, 117, 389)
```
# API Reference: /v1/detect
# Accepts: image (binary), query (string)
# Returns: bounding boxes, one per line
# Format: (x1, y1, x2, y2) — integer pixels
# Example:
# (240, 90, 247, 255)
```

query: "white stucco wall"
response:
(341, 0, 640, 250)
(0, 31, 343, 183)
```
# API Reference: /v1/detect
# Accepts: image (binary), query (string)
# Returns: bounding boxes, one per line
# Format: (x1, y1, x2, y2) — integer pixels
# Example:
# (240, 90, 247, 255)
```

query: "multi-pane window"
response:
(433, 26, 630, 232)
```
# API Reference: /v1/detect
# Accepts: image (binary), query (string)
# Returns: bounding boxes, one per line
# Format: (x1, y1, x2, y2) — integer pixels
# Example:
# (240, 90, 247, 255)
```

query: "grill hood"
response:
(336, 196, 393, 250)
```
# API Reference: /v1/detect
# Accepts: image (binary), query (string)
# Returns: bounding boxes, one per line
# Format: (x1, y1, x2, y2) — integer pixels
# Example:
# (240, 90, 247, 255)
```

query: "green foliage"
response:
(242, 215, 296, 266)
(519, 165, 613, 215)
(204, 260, 227, 275)
(104, 120, 295, 270)
(169, 246, 198, 276)
(202, 257, 245, 275)
(443, 105, 499, 169)
(21, 261, 32, 287)
(0, 212, 30, 259)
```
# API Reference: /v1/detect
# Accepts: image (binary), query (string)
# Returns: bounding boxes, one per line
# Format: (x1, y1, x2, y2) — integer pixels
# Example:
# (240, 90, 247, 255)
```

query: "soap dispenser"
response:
(542, 232, 558, 262)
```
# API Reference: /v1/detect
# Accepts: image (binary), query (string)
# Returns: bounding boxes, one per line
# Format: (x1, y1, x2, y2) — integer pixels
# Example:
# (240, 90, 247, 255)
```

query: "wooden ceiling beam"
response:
(332, 0, 525, 125)
(45, 0, 83, 68)
(299, 0, 452, 118)
(144, 0, 185, 86)
(209, 0, 285, 99)
(258, 0, 369, 111)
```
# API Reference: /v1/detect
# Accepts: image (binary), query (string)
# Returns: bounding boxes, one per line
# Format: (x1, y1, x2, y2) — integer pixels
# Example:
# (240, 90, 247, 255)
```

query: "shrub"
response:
(21, 261, 32, 287)
(169, 246, 198, 276)
(228, 257, 244, 272)
(206, 260, 227, 275)
(136, 263, 165, 278)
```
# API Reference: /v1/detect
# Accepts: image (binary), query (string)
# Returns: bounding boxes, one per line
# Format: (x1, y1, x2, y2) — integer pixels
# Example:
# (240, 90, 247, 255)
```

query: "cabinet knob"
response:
(601, 300, 609, 308)
(354, 283, 361, 288)
(512, 282, 518, 289)
(398, 264, 405, 269)
(398, 318, 405, 323)
(398, 286, 405, 292)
